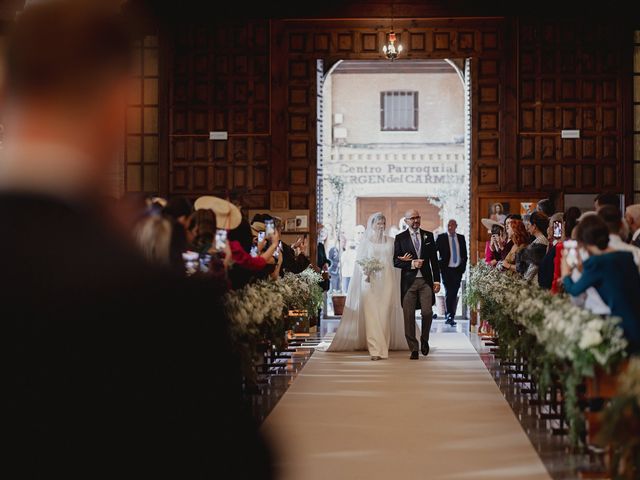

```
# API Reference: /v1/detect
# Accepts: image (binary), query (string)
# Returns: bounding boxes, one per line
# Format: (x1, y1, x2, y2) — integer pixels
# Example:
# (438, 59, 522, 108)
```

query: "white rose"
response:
(579, 329, 603, 350)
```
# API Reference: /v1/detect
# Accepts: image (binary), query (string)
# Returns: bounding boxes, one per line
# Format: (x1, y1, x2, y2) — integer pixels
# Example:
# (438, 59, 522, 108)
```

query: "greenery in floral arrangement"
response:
(224, 268, 324, 380)
(466, 262, 628, 444)
(597, 358, 640, 480)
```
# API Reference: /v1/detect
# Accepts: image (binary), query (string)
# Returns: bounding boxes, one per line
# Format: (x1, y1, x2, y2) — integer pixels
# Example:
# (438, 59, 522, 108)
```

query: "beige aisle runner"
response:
(262, 332, 551, 480)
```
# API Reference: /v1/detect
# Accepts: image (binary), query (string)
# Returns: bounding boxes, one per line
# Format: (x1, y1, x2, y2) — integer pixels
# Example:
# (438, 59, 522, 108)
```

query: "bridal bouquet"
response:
(357, 257, 384, 283)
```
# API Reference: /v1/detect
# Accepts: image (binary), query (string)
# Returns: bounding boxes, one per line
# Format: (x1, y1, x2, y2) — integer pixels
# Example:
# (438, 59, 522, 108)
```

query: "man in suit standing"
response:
(436, 219, 468, 326)
(625, 205, 640, 248)
(394, 209, 441, 359)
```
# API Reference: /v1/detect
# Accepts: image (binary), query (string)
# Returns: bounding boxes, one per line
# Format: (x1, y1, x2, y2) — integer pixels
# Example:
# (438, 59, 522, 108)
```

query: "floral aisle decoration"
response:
(357, 257, 384, 283)
(224, 267, 324, 378)
(597, 358, 640, 480)
(465, 262, 627, 443)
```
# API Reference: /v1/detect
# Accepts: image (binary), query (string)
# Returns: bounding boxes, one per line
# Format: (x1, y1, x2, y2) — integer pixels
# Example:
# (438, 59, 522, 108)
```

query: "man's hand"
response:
(433, 282, 441, 294)
(412, 259, 424, 269)
(397, 253, 412, 261)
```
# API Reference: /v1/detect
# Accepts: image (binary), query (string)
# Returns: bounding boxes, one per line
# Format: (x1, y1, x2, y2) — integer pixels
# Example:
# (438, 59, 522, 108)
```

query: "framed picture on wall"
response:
(296, 215, 308, 231)
(285, 218, 297, 232)
(520, 202, 537, 217)
(487, 201, 510, 224)
(270, 191, 289, 210)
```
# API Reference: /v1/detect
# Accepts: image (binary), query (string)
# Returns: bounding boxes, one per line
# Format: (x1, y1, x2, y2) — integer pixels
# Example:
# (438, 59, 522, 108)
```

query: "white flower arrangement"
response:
(467, 263, 627, 367)
(357, 257, 384, 283)
(466, 263, 628, 444)
(224, 267, 323, 337)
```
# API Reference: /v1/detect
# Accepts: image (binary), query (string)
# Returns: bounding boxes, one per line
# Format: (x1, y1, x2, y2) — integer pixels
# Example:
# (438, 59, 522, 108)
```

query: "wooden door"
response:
(356, 197, 440, 232)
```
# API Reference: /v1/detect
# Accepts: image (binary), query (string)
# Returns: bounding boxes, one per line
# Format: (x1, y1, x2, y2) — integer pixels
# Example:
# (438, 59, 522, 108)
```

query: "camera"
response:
(490, 224, 502, 236)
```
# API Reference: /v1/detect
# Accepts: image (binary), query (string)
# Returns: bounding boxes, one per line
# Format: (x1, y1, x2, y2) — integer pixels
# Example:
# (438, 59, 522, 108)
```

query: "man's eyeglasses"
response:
(408, 216, 421, 221)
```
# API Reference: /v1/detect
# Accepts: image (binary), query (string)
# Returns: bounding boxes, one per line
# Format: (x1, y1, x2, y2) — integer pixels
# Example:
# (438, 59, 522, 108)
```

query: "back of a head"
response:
(575, 215, 610, 250)
(229, 219, 253, 253)
(3, 1, 131, 106)
(529, 211, 549, 233)
(536, 198, 554, 217)
(134, 215, 172, 265)
(510, 220, 529, 246)
(594, 192, 619, 209)
(626, 204, 640, 224)
(164, 197, 193, 220)
(563, 206, 582, 238)
(597, 205, 622, 235)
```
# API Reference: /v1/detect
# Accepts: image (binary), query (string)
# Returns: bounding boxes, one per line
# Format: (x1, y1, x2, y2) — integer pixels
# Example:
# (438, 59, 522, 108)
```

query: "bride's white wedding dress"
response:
(317, 213, 414, 358)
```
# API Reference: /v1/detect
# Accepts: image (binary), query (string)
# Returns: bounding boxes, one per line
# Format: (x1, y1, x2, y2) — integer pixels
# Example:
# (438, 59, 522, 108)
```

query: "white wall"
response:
(331, 72, 464, 145)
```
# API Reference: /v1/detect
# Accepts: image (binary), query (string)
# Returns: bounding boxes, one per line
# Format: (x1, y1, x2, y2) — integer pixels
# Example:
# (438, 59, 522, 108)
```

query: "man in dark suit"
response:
(394, 209, 441, 359)
(436, 219, 468, 326)
(1, 4, 272, 478)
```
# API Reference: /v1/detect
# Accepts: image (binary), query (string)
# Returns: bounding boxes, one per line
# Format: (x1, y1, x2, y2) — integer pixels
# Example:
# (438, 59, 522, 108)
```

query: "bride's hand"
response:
(397, 253, 412, 261)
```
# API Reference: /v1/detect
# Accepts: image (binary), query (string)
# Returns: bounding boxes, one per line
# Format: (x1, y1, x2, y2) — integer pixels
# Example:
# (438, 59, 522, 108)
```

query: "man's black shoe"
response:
(410, 351, 419, 360)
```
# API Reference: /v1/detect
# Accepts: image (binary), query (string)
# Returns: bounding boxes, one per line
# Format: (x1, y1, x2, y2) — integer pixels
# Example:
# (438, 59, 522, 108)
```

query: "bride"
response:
(317, 212, 412, 360)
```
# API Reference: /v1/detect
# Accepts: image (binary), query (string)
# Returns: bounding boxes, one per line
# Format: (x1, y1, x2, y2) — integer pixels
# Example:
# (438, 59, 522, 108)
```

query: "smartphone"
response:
(553, 220, 562, 239)
(564, 240, 578, 268)
(265, 219, 275, 238)
(274, 240, 282, 258)
(215, 229, 228, 251)
(258, 231, 266, 242)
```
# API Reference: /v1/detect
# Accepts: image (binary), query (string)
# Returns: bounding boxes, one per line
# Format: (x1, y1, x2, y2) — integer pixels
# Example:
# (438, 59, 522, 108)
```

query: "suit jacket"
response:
(632, 233, 640, 249)
(393, 228, 440, 303)
(562, 251, 640, 353)
(436, 232, 468, 272)
(1, 193, 272, 478)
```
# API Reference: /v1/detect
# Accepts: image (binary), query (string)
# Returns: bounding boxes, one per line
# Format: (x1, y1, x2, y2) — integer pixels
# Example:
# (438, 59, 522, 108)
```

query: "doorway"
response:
(317, 58, 471, 322)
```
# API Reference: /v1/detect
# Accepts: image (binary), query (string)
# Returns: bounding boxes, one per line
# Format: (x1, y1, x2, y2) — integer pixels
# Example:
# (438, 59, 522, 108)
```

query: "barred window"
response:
(380, 91, 418, 131)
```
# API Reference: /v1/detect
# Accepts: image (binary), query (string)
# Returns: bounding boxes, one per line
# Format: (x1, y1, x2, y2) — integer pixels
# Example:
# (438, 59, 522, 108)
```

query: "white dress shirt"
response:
(410, 228, 422, 278)
(447, 233, 461, 268)
(633, 229, 640, 243)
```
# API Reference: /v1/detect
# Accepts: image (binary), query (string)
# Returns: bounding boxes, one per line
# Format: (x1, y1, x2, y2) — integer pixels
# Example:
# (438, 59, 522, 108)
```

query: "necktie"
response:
(451, 234, 458, 264)
(413, 231, 420, 256)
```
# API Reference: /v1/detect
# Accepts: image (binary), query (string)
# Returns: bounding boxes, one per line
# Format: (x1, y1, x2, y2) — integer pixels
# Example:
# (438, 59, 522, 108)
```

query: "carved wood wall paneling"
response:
(517, 18, 628, 195)
(274, 18, 506, 263)
(169, 20, 271, 206)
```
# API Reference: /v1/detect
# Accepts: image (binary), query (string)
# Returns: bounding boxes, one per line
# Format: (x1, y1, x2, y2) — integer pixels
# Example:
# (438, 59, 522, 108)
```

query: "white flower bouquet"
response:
(357, 257, 384, 283)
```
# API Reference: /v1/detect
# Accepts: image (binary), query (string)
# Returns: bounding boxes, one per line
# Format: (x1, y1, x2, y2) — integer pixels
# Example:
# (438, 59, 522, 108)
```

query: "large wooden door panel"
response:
(356, 197, 440, 232)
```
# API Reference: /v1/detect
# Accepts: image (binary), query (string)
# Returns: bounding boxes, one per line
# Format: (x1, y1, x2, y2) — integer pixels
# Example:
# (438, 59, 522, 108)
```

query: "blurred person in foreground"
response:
(0, 3, 272, 478)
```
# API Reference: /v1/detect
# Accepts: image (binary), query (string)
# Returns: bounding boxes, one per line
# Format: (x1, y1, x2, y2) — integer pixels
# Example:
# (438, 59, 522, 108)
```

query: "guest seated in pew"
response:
(561, 215, 640, 353)
(497, 217, 529, 274)
(624, 204, 640, 248)
(274, 216, 311, 276)
(538, 207, 581, 291)
(225, 217, 281, 288)
(517, 211, 549, 282)
(0, 2, 273, 477)
(598, 205, 640, 271)
(481, 218, 506, 266)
